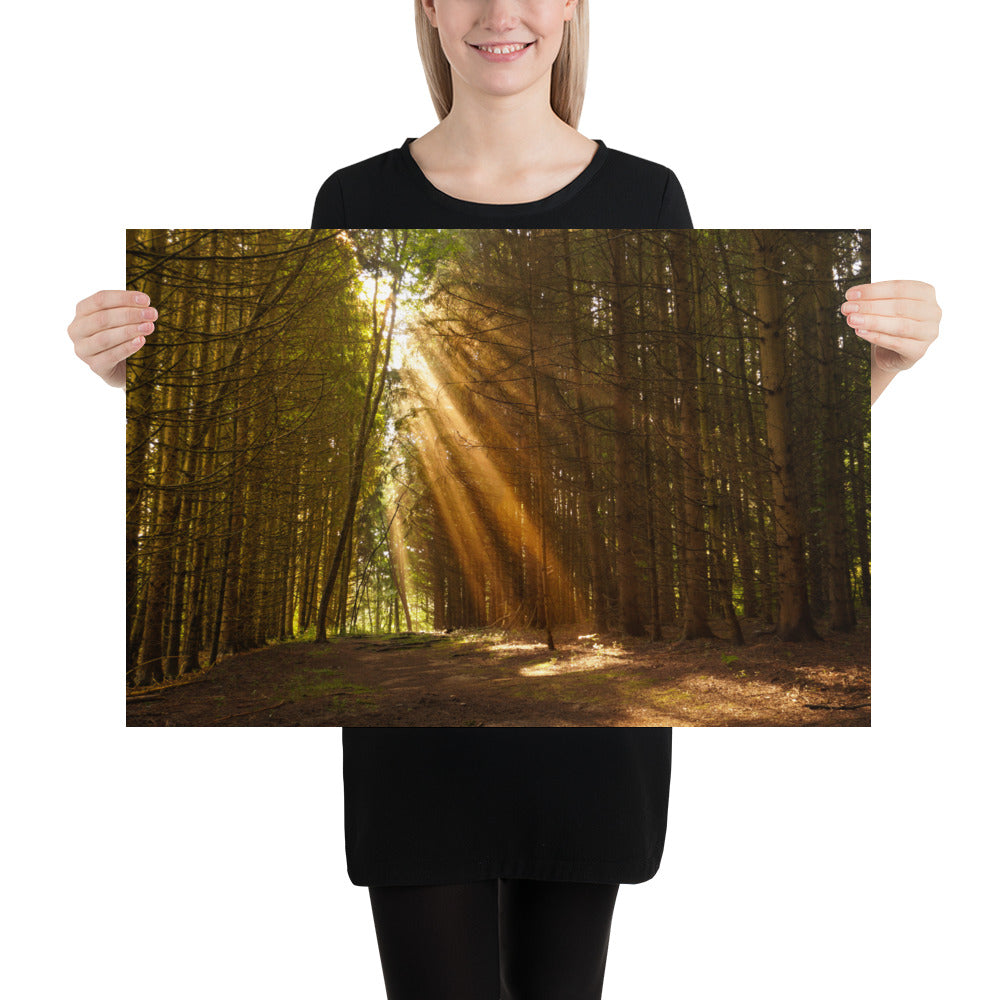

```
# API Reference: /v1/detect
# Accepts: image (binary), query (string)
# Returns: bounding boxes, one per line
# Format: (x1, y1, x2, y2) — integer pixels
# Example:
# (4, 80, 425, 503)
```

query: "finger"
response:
(844, 279, 936, 302)
(844, 279, 936, 301)
(841, 297, 941, 321)
(73, 305, 158, 340)
(89, 333, 148, 373)
(74, 319, 155, 360)
(851, 326, 922, 358)
(845, 311, 932, 341)
(75, 289, 150, 318)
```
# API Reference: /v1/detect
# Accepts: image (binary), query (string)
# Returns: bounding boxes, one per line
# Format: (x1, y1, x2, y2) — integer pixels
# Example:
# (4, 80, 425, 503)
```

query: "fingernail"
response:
(846, 288, 861, 300)
(843, 303, 859, 314)
(133, 293, 149, 305)
(138, 322, 153, 333)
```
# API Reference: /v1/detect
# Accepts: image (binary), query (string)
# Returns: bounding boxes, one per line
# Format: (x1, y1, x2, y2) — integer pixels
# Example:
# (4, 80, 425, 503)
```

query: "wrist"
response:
(870, 344, 898, 404)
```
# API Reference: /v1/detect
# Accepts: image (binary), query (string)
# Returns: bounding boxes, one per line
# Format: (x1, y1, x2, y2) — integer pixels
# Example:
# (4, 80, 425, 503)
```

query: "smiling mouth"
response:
(469, 41, 535, 54)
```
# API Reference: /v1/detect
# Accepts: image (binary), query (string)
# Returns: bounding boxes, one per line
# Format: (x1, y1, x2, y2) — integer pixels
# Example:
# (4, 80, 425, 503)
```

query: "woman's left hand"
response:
(841, 279, 941, 371)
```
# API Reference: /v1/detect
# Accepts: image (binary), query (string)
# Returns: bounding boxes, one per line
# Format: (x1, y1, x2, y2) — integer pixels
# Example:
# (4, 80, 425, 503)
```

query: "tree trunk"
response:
(752, 230, 820, 641)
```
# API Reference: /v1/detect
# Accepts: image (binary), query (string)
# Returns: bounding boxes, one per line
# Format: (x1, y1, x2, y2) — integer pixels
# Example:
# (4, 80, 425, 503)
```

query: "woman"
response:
(68, 2, 940, 997)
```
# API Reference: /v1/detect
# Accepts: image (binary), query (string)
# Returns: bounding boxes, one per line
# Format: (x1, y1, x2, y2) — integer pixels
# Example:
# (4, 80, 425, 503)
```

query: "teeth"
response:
(477, 43, 530, 54)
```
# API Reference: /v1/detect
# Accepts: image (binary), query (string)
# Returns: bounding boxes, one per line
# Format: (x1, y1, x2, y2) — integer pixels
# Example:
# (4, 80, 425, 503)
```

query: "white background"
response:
(3, 1, 998, 997)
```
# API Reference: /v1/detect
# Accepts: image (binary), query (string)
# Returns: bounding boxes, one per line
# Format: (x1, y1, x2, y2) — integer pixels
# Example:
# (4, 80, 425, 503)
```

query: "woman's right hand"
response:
(68, 290, 157, 389)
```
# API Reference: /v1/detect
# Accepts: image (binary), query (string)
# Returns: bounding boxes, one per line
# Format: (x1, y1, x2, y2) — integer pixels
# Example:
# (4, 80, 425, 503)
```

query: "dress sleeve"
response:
(658, 169, 693, 228)
(311, 172, 347, 228)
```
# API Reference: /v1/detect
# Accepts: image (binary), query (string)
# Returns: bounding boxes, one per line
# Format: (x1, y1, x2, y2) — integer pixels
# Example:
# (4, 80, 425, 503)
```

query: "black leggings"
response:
(368, 879, 620, 1000)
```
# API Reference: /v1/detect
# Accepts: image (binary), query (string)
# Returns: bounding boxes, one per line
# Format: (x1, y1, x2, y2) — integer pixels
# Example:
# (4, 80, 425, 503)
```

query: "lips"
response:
(471, 41, 534, 54)
(467, 39, 536, 63)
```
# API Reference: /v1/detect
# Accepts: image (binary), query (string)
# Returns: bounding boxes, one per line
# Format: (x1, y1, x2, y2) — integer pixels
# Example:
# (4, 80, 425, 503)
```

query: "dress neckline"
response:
(399, 137, 609, 217)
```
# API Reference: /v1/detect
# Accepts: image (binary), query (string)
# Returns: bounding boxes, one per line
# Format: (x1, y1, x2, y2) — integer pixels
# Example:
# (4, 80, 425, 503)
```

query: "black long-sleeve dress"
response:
(312, 138, 691, 888)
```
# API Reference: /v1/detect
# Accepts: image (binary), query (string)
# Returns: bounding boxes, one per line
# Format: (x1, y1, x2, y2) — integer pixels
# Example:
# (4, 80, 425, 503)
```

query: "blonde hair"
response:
(413, 0, 589, 129)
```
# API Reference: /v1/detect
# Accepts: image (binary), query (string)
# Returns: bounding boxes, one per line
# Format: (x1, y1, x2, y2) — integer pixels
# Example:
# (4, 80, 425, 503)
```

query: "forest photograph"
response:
(125, 228, 870, 727)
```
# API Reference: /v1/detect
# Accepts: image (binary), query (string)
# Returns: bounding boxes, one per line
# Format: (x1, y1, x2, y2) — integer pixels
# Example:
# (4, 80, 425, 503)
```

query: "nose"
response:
(480, 0, 521, 33)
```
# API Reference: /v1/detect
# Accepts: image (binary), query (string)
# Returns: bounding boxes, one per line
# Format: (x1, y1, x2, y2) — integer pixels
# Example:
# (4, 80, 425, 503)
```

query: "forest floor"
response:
(126, 622, 870, 727)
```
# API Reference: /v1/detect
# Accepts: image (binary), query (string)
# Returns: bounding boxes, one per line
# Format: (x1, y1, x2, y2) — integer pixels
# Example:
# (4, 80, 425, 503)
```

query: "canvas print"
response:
(126, 229, 870, 726)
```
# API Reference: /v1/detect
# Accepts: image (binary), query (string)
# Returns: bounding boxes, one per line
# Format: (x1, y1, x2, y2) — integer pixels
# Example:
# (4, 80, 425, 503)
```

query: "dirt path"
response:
(126, 626, 870, 727)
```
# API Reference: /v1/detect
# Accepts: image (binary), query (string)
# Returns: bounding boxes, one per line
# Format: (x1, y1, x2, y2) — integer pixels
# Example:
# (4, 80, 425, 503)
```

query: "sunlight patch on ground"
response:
(520, 661, 562, 677)
(518, 651, 620, 677)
